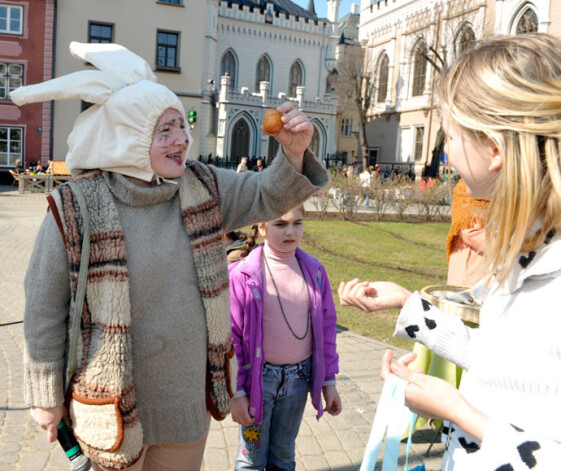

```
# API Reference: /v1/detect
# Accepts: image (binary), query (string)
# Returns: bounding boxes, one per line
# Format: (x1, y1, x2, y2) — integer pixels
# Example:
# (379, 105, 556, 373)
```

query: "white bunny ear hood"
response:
(10, 42, 191, 182)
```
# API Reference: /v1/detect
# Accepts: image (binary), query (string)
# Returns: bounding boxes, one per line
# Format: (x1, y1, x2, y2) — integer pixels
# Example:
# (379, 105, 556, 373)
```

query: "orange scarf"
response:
(446, 179, 490, 260)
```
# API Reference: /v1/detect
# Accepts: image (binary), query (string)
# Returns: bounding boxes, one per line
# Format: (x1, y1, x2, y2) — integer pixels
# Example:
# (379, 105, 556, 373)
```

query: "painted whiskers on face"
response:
(150, 108, 190, 180)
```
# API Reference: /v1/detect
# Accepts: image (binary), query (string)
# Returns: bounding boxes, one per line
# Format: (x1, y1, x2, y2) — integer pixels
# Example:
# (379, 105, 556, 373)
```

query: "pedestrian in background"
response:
(236, 156, 249, 173)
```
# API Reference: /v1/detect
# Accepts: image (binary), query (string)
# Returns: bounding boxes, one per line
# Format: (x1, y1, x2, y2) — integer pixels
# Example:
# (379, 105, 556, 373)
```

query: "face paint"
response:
(149, 108, 189, 179)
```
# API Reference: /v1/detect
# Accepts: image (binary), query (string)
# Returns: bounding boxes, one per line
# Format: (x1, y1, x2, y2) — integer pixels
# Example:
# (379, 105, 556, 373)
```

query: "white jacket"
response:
(396, 229, 561, 470)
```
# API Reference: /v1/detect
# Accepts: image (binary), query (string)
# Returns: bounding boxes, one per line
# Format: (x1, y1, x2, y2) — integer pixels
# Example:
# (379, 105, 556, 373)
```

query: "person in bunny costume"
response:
(14, 42, 329, 471)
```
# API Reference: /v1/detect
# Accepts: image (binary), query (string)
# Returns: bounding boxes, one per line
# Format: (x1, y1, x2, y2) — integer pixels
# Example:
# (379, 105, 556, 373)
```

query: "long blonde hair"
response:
(439, 33, 561, 288)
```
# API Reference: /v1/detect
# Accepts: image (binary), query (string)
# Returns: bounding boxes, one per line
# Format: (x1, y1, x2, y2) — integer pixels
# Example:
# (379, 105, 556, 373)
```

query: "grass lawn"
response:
(299, 220, 450, 350)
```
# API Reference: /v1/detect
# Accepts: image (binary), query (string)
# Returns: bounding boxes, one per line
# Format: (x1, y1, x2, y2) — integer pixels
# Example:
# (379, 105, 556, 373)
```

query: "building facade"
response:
(0, 0, 55, 175)
(51, 0, 208, 161)
(199, 0, 339, 166)
(331, 3, 363, 164)
(6, 0, 341, 170)
(358, 0, 559, 176)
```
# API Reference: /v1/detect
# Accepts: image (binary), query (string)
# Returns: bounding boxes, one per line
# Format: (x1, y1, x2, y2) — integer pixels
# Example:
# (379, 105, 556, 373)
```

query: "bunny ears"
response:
(10, 42, 157, 106)
(10, 42, 189, 183)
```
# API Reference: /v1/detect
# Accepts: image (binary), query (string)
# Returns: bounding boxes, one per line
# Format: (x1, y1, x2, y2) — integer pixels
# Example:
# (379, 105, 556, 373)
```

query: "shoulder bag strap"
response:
(63, 182, 91, 393)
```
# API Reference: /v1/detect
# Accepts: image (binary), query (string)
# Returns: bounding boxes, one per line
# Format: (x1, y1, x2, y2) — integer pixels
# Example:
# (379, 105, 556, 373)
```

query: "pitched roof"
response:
(224, 0, 319, 20)
(337, 11, 360, 44)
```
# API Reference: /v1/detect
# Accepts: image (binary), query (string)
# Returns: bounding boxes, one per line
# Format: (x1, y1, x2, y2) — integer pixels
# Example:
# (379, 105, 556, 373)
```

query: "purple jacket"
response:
(229, 244, 339, 424)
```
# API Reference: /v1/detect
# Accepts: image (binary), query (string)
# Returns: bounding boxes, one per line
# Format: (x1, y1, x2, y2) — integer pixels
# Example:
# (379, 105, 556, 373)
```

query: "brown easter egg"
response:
(262, 109, 283, 134)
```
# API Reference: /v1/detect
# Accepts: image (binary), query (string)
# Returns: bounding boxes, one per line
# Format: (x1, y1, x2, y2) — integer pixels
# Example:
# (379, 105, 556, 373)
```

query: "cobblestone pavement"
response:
(0, 186, 444, 470)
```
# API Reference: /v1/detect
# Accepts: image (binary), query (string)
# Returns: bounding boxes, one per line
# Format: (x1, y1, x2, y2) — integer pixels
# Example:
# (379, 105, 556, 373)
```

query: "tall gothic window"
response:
(456, 26, 476, 56)
(310, 126, 320, 157)
(255, 55, 271, 93)
(516, 8, 538, 34)
(230, 118, 250, 161)
(414, 127, 424, 161)
(412, 43, 427, 97)
(221, 50, 237, 90)
(377, 53, 389, 103)
(289, 61, 303, 97)
(267, 136, 279, 161)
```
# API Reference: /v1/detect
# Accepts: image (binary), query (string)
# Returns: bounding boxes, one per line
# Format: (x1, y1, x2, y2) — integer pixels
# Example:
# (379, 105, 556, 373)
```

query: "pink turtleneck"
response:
(261, 242, 313, 365)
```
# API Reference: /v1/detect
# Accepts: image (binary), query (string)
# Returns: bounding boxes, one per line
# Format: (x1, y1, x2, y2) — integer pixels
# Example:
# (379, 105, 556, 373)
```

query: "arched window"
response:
(267, 136, 279, 161)
(230, 118, 250, 161)
(377, 53, 389, 104)
(516, 8, 538, 34)
(456, 26, 476, 56)
(221, 50, 237, 90)
(255, 55, 271, 92)
(289, 61, 303, 97)
(412, 43, 427, 97)
(310, 126, 320, 157)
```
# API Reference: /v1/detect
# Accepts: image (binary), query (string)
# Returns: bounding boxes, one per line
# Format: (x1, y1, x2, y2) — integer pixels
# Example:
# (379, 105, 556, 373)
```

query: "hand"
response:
(230, 396, 255, 426)
(322, 385, 342, 416)
(338, 279, 412, 312)
(263, 102, 313, 171)
(380, 350, 487, 441)
(30, 405, 66, 442)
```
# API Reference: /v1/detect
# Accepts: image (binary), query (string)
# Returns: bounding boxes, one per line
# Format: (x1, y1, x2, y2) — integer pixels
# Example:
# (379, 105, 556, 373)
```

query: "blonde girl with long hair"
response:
(339, 33, 561, 470)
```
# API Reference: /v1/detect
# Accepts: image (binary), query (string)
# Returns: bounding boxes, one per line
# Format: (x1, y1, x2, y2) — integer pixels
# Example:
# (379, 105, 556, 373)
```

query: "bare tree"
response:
(338, 55, 377, 171)
(337, 45, 376, 168)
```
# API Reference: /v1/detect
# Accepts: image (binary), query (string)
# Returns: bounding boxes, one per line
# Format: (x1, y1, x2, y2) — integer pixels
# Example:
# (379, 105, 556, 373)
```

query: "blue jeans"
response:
(235, 357, 311, 471)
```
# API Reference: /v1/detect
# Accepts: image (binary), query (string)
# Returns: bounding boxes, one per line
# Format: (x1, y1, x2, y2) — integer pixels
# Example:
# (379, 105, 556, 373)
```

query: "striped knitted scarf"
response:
(47, 162, 235, 469)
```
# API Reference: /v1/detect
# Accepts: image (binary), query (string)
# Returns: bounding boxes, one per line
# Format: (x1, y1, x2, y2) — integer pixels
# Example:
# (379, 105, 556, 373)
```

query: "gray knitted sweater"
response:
(23, 151, 328, 445)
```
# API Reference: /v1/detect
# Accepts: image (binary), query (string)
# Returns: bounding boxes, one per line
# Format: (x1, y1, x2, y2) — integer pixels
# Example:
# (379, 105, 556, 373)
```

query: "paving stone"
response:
(0, 435, 23, 444)
(334, 429, 366, 449)
(323, 450, 355, 469)
(0, 444, 20, 453)
(299, 454, 330, 471)
(315, 431, 343, 451)
(203, 448, 230, 470)
(48, 447, 70, 467)
(1, 427, 25, 436)
(207, 428, 227, 448)
(21, 451, 50, 471)
(296, 436, 322, 456)
(297, 420, 313, 438)
(0, 456, 18, 465)
(30, 432, 57, 450)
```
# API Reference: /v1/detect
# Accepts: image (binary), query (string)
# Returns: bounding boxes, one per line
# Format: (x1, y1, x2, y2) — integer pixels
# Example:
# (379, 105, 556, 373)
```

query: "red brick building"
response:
(0, 0, 55, 178)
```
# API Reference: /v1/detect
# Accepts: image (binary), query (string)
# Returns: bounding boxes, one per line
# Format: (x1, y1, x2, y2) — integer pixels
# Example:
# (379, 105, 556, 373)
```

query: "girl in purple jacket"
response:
(229, 206, 341, 471)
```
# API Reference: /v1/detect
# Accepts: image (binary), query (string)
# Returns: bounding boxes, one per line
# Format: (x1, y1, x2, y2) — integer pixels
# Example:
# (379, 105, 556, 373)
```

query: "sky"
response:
(293, 0, 357, 21)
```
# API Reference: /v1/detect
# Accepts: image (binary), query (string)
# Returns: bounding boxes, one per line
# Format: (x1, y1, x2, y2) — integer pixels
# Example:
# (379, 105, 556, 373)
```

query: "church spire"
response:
(307, 0, 316, 16)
